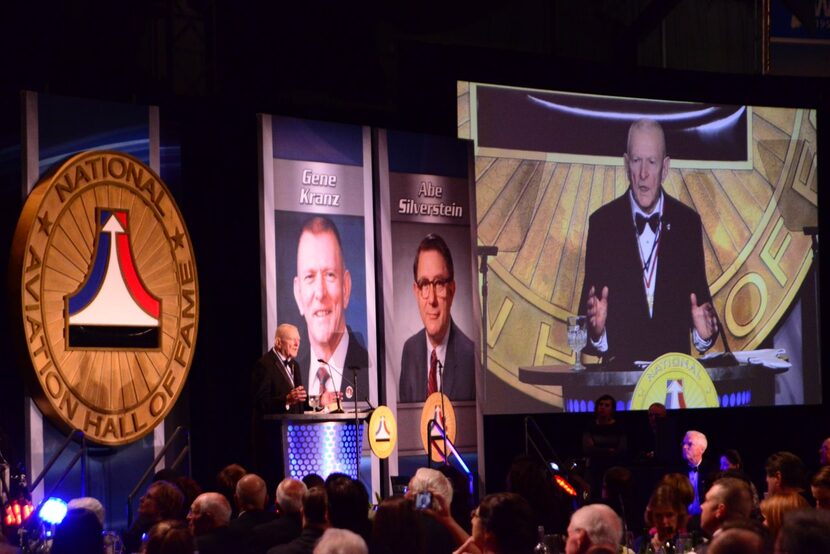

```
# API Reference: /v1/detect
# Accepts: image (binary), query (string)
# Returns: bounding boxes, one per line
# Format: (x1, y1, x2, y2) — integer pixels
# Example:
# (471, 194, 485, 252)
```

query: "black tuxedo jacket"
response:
(579, 191, 713, 363)
(252, 349, 304, 416)
(399, 320, 475, 403)
(297, 327, 369, 400)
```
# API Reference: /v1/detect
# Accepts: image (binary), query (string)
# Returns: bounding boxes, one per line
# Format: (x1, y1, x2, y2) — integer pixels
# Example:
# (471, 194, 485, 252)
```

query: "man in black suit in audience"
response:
(251, 478, 307, 553)
(231, 474, 278, 553)
(268, 486, 328, 554)
(188, 492, 239, 554)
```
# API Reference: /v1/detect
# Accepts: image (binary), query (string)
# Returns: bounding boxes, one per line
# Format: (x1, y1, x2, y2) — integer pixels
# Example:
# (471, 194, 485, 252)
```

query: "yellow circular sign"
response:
(9, 151, 199, 446)
(368, 406, 397, 459)
(420, 393, 457, 462)
(631, 353, 719, 410)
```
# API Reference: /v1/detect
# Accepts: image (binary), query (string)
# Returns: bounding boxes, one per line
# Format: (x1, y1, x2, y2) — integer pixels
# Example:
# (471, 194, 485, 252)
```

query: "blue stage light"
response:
(39, 497, 68, 525)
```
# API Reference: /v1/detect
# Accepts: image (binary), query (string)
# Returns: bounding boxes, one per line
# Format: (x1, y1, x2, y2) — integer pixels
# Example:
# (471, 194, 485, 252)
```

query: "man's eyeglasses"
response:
(416, 278, 451, 299)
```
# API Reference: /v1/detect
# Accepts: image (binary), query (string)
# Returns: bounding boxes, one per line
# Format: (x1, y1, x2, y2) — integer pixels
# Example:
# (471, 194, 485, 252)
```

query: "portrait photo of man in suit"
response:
(399, 233, 475, 403)
(293, 215, 369, 401)
(579, 118, 719, 364)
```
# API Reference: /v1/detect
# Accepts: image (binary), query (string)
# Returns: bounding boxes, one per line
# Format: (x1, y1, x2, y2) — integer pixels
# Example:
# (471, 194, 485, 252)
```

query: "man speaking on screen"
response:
(578, 118, 718, 364)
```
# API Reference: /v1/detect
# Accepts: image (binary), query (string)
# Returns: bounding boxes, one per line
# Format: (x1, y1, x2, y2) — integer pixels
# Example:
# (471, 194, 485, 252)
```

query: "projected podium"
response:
(518, 362, 788, 411)
(264, 412, 372, 479)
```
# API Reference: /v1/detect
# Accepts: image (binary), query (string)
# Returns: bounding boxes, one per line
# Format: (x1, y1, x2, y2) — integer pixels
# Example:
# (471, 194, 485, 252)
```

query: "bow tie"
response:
(636, 212, 661, 235)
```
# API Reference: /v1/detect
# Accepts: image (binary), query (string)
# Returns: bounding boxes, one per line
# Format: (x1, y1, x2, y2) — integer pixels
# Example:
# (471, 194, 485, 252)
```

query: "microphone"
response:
(316, 360, 375, 411)
(477, 245, 498, 256)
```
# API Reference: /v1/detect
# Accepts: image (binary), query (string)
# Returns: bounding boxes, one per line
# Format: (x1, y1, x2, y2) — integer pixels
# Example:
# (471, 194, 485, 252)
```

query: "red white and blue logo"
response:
(66, 209, 161, 348)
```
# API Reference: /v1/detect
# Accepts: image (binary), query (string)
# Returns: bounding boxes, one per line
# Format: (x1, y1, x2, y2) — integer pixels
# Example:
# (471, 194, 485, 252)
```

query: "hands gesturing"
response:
(690, 293, 718, 341)
(586, 285, 609, 340)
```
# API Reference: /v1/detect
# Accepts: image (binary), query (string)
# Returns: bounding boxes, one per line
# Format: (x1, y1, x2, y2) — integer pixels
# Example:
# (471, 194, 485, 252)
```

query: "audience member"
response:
(583, 395, 628, 500)
(216, 463, 247, 518)
(764, 452, 806, 496)
(326, 475, 371, 543)
(123, 480, 185, 554)
(302, 473, 325, 491)
(639, 484, 688, 552)
(642, 402, 677, 465)
(313, 528, 368, 554)
(252, 478, 307, 552)
(174, 476, 204, 520)
(700, 477, 753, 545)
(269, 486, 329, 554)
(67, 497, 105, 528)
(600, 466, 636, 539)
(564, 503, 623, 554)
(819, 437, 830, 467)
(708, 519, 771, 554)
(759, 492, 808, 543)
(407, 467, 458, 552)
(774, 509, 830, 553)
(810, 465, 830, 510)
(682, 430, 712, 517)
(232, 473, 278, 552)
(144, 519, 196, 554)
(372, 496, 425, 554)
(188, 492, 236, 554)
(51, 508, 103, 554)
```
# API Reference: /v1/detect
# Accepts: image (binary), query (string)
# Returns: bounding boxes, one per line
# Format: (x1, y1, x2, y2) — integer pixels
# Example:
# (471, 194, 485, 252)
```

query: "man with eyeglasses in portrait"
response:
(399, 233, 475, 403)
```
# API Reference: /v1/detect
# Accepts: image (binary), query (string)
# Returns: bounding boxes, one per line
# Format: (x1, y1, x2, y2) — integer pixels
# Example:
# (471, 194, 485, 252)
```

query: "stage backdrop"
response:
(375, 129, 482, 482)
(458, 81, 818, 413)
(258, 115, 379, 491)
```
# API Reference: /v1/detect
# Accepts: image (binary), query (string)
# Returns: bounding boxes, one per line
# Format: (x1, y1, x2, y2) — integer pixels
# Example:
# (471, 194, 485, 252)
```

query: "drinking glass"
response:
(308, 395, 320, 412)
(567, 315, 587, 371)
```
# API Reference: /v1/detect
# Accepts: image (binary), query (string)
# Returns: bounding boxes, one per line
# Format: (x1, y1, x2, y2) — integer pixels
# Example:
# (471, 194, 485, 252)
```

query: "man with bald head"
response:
(189, 492, 237, 554)
(230, 473, 277, 544)
(293, 216, 368, 404)
(579, 118, 717, 364)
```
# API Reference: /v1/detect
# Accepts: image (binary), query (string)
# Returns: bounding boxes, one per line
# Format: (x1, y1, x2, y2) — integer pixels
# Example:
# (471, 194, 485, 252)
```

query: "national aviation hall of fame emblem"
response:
(630, 353, 719, 410)
(10, 151, 198, 446)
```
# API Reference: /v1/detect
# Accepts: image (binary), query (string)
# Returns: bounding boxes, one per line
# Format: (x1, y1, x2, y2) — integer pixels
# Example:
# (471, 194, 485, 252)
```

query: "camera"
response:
(414, 491, 433, 510)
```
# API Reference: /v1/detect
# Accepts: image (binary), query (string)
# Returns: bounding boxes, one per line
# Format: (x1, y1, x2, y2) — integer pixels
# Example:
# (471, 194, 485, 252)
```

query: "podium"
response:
(518, 361, 788, 411)
(264, 412, 372, 479)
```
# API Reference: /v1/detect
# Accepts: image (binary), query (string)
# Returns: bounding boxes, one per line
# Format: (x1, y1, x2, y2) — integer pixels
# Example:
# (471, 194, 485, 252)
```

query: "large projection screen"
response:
(458, 81, 818, 414)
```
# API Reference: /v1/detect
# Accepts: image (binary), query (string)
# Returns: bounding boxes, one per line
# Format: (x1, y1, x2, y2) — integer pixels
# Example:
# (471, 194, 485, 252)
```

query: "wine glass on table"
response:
(308, 395, 319, 412)
(567, 315, 587, 372)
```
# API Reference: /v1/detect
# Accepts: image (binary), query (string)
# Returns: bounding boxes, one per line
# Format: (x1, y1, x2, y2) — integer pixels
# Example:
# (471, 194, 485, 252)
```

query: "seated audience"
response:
(252, 478, 307, 553)
(564, 503, 623, 554)
(639, 484, 688, 552)
(216, 463, 247, 518)
(313, 528, 368, 554)
(454, 492, 535, 554)
(123, 480, 185, 554)
(188, 492, 237, 554)
(371, 496, 425, 554)
(232, 473, 278, 552)
(326, 475, 371, 543)
(809, 465, 830, 510)
(700, 477, 753, 545)
(438, 464, 475, 533)
(51, 507, 103, 554)
(764, 452, 806, 496)
(407, 467, 458, 552)
(708, 519, 772, 554)
(759, 492, 808, 543)
(269, 486, 328, 554)
(143, 519, 196, 554)
(775, 509, 830, 553)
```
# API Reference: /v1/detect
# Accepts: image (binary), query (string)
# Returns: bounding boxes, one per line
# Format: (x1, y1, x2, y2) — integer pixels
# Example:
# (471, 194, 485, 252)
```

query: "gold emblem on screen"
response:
(10, 151, 199, 446)
(631, 353, 719, 410)
(459, 82, 816, 409)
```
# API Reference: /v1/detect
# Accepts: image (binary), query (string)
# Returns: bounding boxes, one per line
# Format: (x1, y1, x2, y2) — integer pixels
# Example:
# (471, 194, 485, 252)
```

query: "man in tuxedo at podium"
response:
(399, 233, 475, 403)
(293, 216, 368, 404)
(579, 118, 719, 364)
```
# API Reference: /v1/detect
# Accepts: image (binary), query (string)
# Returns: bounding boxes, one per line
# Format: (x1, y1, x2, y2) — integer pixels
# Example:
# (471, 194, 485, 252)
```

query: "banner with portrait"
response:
(258, 115, 379, 487)
(376, 129, 482, 479)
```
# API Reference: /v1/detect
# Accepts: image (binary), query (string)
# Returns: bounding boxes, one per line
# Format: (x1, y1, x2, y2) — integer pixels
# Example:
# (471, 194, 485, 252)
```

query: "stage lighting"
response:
(38, 497, 68, 525)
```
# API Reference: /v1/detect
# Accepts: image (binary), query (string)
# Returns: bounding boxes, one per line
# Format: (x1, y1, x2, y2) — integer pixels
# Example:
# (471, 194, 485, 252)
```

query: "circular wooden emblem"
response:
(419, 393, 457, 462)
(10, 151, 198, 446)
(631, 353, 719, 410)
(368, 406, 397, 459)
